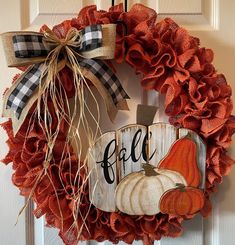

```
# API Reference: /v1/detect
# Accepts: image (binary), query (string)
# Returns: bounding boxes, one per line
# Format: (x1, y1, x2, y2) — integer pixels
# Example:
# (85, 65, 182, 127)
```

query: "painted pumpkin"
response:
(158, 134, 201, 187)
(159, 184, 205, 216)
(115, 164, 187, 215)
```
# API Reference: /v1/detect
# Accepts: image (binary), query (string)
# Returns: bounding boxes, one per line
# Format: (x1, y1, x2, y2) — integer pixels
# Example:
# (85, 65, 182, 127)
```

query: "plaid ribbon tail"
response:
(5, 63, 45, 119)
(79, 59, 130, 120)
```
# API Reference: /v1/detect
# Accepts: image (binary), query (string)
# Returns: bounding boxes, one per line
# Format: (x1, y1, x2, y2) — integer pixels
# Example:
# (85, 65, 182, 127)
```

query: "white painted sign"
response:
(88, 123, 206, 212)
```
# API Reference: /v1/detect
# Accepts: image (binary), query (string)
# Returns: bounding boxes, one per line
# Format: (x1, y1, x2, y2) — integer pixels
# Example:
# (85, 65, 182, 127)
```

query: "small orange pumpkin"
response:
(159, 184, 205, 216)
(158, 134, 201, 187)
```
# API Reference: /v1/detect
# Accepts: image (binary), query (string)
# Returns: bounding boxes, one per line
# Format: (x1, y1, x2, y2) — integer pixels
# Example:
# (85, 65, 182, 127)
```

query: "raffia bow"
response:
(1, 24, 129, 135)
(43, 26, 84, 51)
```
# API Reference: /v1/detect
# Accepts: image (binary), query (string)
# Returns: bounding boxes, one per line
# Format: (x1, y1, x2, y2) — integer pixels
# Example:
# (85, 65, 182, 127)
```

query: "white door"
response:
(0, 1, 235, 245)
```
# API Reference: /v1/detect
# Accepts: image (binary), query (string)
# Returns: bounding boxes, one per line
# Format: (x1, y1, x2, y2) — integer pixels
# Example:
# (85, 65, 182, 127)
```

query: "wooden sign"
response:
(88, 123, 206, 213)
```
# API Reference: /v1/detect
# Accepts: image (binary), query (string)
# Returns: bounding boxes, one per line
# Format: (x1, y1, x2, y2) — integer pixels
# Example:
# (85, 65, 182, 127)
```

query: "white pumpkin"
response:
(115, 164, 187, 215)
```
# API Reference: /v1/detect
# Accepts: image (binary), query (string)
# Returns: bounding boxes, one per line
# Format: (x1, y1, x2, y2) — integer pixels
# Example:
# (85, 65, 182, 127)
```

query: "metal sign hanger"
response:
(112, 0, 128, 11)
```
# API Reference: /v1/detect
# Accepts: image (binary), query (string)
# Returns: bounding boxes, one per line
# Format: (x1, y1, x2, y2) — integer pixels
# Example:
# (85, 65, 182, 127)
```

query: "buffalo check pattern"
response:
(80, 25, 102, 51)
(7, 25, 129, 119)
(6, 64, 44, 118)
(12, 25, 103, 58)
(79, 59, 130, 105)
(13, 35, 48, 58)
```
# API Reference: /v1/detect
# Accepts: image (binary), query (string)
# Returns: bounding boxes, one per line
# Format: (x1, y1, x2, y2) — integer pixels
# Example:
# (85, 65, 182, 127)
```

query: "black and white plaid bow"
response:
(6, 24, 129, 119)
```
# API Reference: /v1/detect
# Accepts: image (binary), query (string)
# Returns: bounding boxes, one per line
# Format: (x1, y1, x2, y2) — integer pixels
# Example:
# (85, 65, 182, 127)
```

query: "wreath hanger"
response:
(112, 0, 128, 12)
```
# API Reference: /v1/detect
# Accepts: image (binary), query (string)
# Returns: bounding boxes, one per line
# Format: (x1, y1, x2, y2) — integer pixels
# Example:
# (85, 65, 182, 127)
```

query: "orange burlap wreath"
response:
(1, 4, 235, 245)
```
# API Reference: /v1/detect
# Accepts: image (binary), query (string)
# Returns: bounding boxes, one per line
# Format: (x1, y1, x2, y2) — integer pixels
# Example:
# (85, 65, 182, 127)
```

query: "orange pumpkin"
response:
(159, 184, 205, 216)
(158, 134, 201, 187)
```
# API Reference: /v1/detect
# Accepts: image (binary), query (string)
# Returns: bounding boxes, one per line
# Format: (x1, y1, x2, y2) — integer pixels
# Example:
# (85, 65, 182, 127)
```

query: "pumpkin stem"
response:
(176, 183, 186, 192)
(142, 163, 158, 176)
(185, 132, 193, 140)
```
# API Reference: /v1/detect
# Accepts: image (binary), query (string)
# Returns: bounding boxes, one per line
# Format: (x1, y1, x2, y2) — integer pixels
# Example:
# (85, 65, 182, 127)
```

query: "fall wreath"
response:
(1, 3, 235, 245)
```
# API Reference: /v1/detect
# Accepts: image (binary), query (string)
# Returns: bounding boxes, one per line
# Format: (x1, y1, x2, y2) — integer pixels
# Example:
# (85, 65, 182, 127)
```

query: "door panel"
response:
(0, 2, 26, 245)
(0, 0, 234, 245)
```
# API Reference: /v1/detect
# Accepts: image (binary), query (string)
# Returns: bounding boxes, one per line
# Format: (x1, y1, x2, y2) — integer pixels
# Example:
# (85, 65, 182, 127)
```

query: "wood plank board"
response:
(148, 123, 177, 167)
(88, 131, 117, 212)
(117, 124, 147, 179)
